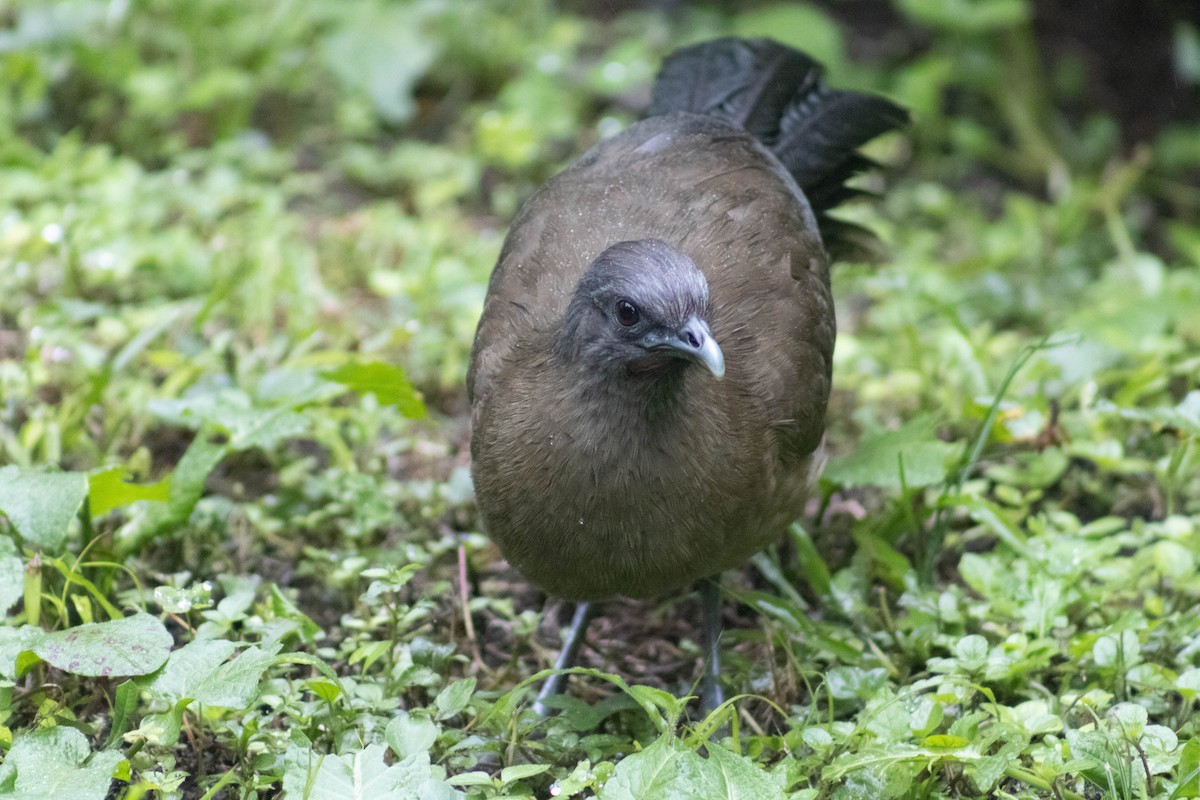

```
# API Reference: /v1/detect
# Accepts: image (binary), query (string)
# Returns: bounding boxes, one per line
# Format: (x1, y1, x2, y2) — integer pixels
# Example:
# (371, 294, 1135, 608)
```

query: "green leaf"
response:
(87, 468, 170, 518)
(732, 4, 845, 74)
(148, 391, 309, 450)
(105, 680, 140, 748)
(897, 0, 1029, 32)
(1107, 702, 1147, 741)
(434, 677, 476, 720)
(598, 736, 693, 800)
(322, 4, 437, 124)
(0, 537, 23, 616)
(0, 727, 123, 800)
(0, 626, 45, 681)
(33, 612, 172, 677)
(385, 712, 440, 759)
(145, 639, 277, 709)
(0, 466, 87, 552)
(1093, 630, 1141, 669)
(281, 744, 459, 800)
(115, 433, 229, 553)
(689, 743, 786, 800)
(499, 764, 550, 784)
(323, 361, 426, 418)
(923, 734, 968, 750)
(1176, 739, 1200, 799)
(954, 635, 989, 672)
(824, 416, 961, 489)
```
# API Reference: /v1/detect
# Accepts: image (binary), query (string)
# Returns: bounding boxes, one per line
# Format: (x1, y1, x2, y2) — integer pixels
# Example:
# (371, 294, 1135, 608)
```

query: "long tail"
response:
(648, 37, 907, 260)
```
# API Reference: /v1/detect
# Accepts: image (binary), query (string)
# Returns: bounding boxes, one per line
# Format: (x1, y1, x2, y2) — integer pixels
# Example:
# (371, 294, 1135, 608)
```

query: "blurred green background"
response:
(3, 2, 1200, 799)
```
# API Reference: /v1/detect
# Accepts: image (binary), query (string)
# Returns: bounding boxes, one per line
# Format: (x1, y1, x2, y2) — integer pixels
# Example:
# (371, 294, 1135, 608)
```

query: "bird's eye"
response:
(615, 299, 640, 327)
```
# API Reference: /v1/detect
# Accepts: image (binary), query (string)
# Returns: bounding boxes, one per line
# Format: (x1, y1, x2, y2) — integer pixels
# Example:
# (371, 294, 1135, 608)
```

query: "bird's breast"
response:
(472, 368, 792, 600)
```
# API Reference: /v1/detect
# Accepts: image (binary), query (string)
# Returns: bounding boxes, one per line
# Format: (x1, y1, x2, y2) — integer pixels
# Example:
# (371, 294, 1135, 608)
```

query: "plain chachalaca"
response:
(468, 37, 906, 711)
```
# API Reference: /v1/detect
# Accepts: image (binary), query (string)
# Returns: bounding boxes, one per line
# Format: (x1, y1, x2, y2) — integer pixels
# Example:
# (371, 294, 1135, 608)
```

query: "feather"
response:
(649, 37, 906, 260)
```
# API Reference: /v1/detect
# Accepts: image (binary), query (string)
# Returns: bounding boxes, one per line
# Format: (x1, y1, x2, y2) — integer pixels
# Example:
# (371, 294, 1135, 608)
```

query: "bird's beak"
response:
(651, 316, 725, 380)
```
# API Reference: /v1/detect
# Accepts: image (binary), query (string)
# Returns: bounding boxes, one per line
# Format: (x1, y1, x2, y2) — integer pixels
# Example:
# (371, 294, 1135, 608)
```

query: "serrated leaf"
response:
(323, 361, 426, 418)
(0, 466, 87, 552)
(87, 468, 170, 518)
(687, 743, 786, 800)
(34, 612, 172, 677)
(598, 736, 693, 800)
(0, 727, 123, 800)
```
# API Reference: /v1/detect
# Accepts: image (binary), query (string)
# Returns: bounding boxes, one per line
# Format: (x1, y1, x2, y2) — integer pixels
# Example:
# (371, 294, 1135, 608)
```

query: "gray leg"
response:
(699, 578, 725, 712)
(533, 601, 597, 717)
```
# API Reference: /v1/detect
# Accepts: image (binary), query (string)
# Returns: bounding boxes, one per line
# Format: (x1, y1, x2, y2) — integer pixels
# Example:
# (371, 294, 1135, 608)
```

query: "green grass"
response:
(2, 1, 1200, 798)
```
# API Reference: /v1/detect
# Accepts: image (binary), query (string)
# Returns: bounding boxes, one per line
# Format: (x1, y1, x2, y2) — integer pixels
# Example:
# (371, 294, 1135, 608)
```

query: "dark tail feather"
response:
(649, 37, 907, 261)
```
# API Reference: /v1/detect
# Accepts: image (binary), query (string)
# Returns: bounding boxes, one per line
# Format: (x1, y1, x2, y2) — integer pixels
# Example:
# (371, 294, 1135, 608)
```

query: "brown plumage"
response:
(468, 38, 905, 604)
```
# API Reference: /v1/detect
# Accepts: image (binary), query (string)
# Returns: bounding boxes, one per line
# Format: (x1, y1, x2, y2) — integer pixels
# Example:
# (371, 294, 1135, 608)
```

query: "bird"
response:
(467, 37, 906, 714)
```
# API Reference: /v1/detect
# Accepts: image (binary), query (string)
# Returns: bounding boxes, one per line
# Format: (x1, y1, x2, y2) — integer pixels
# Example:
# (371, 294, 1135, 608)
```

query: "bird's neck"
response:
(556, 349, 692, 429)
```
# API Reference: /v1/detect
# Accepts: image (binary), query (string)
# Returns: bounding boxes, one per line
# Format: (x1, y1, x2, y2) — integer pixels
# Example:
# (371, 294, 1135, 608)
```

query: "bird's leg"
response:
(533, 601, 597, 717)
(699, 577, 726, 713)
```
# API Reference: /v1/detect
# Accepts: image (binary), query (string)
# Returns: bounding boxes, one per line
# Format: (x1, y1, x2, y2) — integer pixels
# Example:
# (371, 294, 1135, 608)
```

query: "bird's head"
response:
(558, 238, 725, 380)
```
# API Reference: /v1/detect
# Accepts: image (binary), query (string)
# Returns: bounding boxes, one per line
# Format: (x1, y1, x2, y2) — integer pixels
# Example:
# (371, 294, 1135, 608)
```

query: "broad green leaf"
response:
(733, 4, 845, 73)
(0, 466, 87, 552)
(1067, 729, 1134, 797)
(115, 433, 229, 553)
(1177, 739, 1200, 799)
(145, 639, 277, 709)
(386, 712, 440, 759)
(446, 772, 492, 787)
(599, 736, 694, 800)
(687, 743, 786, 800)
(499, 764, 551, 784)
(1104, 390, 1200, 436)
(954, 635, 989, 672)
(322, 4, 436, 123)
(0, 626, 45, 681)
(0, 537, 22, 616)
(1177, 668, 1200, 698)
(0, 727, 123, 800)
(87, 468, 170, 518)
(129, 700, 189, 748)
(148, 391, 309, 450)
(323, 361, 426, 418)
(1093, 630, 1141, 669)
(190, 645, 277, 707)
(824, 416, 960, 489)
(898, 0, 1029, 32)
(34, 612, 172, 677)
(434, 677, 476, 719)
(281, 744, 458, 800)
(1108, 702, 1147, 740)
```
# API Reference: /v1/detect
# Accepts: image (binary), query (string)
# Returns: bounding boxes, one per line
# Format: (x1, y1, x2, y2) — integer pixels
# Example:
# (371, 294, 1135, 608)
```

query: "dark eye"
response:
(615, 299, 640, 327)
